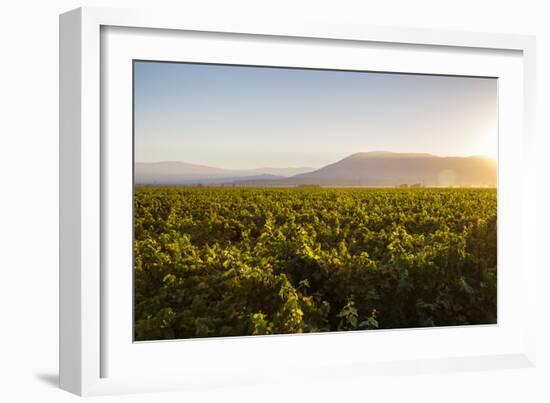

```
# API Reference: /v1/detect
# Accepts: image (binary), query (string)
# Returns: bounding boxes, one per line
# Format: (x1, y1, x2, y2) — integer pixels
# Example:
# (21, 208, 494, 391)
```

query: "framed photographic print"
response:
(60, 7, 537, 396)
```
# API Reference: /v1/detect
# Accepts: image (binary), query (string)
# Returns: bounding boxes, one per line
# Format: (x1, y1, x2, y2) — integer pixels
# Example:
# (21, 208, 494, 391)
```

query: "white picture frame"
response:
(59, 6, 537, 396)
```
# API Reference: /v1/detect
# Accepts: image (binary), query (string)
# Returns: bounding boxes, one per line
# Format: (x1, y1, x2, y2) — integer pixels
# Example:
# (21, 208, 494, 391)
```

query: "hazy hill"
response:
(135, 161, 314, 185)
(277, 151, 496, 187)
(136, 152, 497, 187)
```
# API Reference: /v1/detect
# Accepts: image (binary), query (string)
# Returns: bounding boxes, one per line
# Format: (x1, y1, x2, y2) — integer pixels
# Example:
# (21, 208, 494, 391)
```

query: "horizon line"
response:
(135, 151, 497, 171)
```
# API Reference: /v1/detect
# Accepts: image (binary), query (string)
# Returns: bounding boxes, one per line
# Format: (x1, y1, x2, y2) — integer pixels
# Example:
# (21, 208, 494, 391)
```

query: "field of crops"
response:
(134, 187, 497, 341)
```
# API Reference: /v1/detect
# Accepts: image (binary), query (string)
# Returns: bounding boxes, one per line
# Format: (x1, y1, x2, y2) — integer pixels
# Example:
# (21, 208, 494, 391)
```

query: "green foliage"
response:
(134, 187, 497, 341)
(337, 301, 359, 330)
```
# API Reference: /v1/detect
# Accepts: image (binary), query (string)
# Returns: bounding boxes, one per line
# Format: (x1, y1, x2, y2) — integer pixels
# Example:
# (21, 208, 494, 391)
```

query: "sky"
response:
(134, 61, 497, 170)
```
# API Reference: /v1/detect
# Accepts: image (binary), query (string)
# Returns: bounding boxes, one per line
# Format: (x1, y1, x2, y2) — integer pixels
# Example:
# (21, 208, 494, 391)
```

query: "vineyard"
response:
(134, 187, 497, 341)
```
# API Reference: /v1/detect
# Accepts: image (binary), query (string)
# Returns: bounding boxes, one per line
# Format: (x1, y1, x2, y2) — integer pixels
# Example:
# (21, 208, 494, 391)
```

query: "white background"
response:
(0, 0, 548, 402)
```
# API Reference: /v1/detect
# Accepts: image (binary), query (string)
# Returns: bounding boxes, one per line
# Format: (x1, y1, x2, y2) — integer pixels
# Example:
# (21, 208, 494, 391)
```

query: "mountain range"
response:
(134, 161, 315, 185)
(135, 151, 497, 187)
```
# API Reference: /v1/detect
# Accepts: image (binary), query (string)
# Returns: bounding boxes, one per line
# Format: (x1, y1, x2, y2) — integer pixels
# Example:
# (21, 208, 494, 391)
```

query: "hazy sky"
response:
(134, 61, 497, 169)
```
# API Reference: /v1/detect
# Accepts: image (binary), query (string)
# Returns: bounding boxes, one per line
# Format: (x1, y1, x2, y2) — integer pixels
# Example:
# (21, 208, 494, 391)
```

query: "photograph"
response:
(133, 60, 497, 341)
